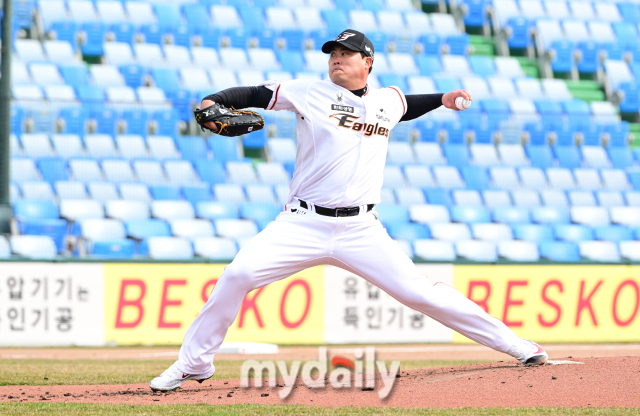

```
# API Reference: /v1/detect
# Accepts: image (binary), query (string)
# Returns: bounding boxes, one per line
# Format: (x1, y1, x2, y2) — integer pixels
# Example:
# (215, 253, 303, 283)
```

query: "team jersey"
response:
(261, 78, 407, 208)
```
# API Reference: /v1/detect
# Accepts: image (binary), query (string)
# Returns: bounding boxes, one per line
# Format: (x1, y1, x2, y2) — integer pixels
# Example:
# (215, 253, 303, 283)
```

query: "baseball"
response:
(455, 96, 471, 110)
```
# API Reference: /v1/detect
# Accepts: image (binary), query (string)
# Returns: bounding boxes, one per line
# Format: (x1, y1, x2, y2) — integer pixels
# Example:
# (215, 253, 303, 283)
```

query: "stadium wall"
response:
(1, 262, 638, 346)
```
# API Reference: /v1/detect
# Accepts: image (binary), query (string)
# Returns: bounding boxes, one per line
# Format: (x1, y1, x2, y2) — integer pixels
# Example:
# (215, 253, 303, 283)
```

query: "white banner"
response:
(323, 264, 454, 344)
(0, 263, 104, 346)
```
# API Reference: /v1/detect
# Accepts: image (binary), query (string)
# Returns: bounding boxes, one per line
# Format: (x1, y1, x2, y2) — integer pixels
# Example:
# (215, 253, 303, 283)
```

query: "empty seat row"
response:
(384, 163, 638, 191)
(408, 239, 639, 262)
(381, 187, 640, 208)
(11, 180, 293, 205)
(387, 142, 636, 168)
(10, 157, 290, 186)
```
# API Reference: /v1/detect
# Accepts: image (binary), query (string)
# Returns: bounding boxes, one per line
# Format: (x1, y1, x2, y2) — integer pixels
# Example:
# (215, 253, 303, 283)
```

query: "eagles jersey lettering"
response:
(261, 78, 407, 208)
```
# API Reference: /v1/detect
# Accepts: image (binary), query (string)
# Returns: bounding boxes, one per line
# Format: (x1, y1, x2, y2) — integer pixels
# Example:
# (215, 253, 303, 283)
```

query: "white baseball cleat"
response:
(149, 361, 215, 391)
(506, 338, 548, 366)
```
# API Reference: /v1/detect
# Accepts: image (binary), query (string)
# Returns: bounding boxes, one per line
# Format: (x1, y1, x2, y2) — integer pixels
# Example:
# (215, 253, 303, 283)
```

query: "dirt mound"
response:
(1, 357, 639, 408)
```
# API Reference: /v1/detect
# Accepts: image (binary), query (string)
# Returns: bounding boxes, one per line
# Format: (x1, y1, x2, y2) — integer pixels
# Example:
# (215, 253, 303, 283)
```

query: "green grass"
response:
(0, 359, 489, 386)
(1, 404, 639, 416)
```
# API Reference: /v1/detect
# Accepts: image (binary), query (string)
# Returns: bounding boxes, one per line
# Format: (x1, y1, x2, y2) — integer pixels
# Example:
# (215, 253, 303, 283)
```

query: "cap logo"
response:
(336, 32, 356, 41)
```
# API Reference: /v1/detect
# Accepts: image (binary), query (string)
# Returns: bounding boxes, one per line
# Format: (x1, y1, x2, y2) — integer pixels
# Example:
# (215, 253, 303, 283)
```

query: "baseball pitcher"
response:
(150, 29, 547, 391)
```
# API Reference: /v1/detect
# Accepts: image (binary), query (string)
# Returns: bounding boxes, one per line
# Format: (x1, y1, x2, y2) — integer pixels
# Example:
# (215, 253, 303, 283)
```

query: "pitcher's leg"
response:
(178, 214, 332, 374)
(333, 219, 517, 353)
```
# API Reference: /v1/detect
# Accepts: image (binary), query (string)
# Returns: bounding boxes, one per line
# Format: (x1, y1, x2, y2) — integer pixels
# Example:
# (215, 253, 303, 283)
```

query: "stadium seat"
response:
(147, 236, 193, 259)
(105, 200, 149, 221)
(499, 240, 539, 261)
(214, 184, 246, 204)
(540, 241, 580, 261)
(570, 206, 610, 226)
(60, 199, 104, 221)
(215, 219, 259, 239)
(413, 240, 456, 261)
(579, 241, 620, 262)
(619, 241, 640, 261)
(151, 201, 195, 221)
(455, 240, 497, 262)
(11, 235, 57, 259)
(609, 207, 640, 227)
(193, 237, 238, 260)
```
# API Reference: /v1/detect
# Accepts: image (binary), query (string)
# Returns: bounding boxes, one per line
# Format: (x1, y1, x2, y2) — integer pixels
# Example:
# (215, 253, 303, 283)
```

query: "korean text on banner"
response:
(104, 264, 325, 345)
(454, 265, 640, 343)
(0, 263, 104, 346)
(324, 264, 454, 343)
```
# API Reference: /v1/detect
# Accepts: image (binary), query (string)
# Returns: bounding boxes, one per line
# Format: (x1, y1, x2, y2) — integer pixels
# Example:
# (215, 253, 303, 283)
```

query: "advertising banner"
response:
(103, 264, 325, 345)
(0, 263, 104, 346)
(324, 264, 454, 343)
(453, 265, 640, 343)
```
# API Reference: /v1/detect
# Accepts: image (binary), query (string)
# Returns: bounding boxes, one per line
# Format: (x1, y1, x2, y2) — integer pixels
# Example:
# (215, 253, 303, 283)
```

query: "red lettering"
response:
(115, 279, 146, 329)
(158, 279, 186, 329)
(502, 280, 528, 327)
(612, 280, 640, 327)
(201, 279, 219, 303)
(538, 280, 563, 327)
(238, 287, 265, 328)
(575, 279, 603, 326)
(280, 279, 311, 329)
(467, 281, 491, 313)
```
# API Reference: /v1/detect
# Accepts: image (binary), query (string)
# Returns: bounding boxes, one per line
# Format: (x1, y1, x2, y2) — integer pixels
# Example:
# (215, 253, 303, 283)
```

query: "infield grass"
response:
(0, 359, 489, 386)
(1, 404, 640, 416)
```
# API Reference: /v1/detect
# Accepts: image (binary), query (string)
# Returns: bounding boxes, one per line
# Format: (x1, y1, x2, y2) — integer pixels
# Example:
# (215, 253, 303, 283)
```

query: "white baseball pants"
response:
(178, 200, 518, 374)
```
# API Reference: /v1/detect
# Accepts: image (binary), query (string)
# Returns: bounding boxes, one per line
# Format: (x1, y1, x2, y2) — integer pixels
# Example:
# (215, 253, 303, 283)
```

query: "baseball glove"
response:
(194, 103, 265, 137)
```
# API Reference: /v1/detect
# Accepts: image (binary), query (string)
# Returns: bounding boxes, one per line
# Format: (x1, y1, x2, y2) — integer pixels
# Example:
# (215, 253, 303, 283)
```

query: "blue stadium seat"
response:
(607, 147, 634, 169)
(57, 108, 88, 136)
(110, 22, 135, 45)
(194, 159, 226, 184)
(417, 119, 440, 142)
(375, 204, 410, 226)
(277, 50, 305, 73)
(209, 137, 241, 162)
(554, 224, 594, 242)
(468, 56, 495, 76)
(387, 223, 430, 241)
(550, 40, 575, 73)
(553, 145, 581, 169)
(239, 7, 266, 31)
(540, 241, 580, 261)
(513, 224, 554, 242)
(37, 158, 67, 183)
(442, 144, 470, 167)
(77, 85, 105, 103)
(197, 201, 239, 220)
(321, 10, 349, 34)
(150, 185, 182, 200)
(618, 82, 639, 114)
(506, 17, 531, 49)
(424, 189, 453, 206)
(240, 202, 280, 229)
(419, 34, 443, 55)
(531, 207, 570, 224)
(577, 41, 599, 75)
(461, 166, 489, 190)
(50, 21, 79, 49)
(451, 206, 490, 223)
(415, 55, 442, 76)
(80, 22, 106, 56)
(446, 34, 470, 55)
(125, 219, 171, 245)
(492, 207, 530, 225)
(176, 136, 208, 162)
(525, 145, 554, 168)
(13, 200, 67, 253)
(594, 225, 633, 242)
(119, 64, 145, 88)
(182, 184, 213, 205)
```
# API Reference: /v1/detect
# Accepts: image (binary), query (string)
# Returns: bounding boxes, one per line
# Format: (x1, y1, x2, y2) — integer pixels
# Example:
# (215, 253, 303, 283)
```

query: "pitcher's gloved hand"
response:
(194, 103, 264, 137)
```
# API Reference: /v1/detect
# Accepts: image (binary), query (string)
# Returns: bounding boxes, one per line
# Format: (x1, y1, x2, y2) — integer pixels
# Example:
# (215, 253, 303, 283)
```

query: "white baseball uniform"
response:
(177, 79, 518, 374)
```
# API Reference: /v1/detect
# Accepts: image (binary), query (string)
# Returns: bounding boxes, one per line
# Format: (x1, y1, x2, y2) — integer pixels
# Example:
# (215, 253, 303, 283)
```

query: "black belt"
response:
(299, 200, 375, 217)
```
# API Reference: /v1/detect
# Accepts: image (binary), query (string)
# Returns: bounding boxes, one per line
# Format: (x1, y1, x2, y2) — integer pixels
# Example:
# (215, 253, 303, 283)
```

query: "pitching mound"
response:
(1, 357, 638, 408)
